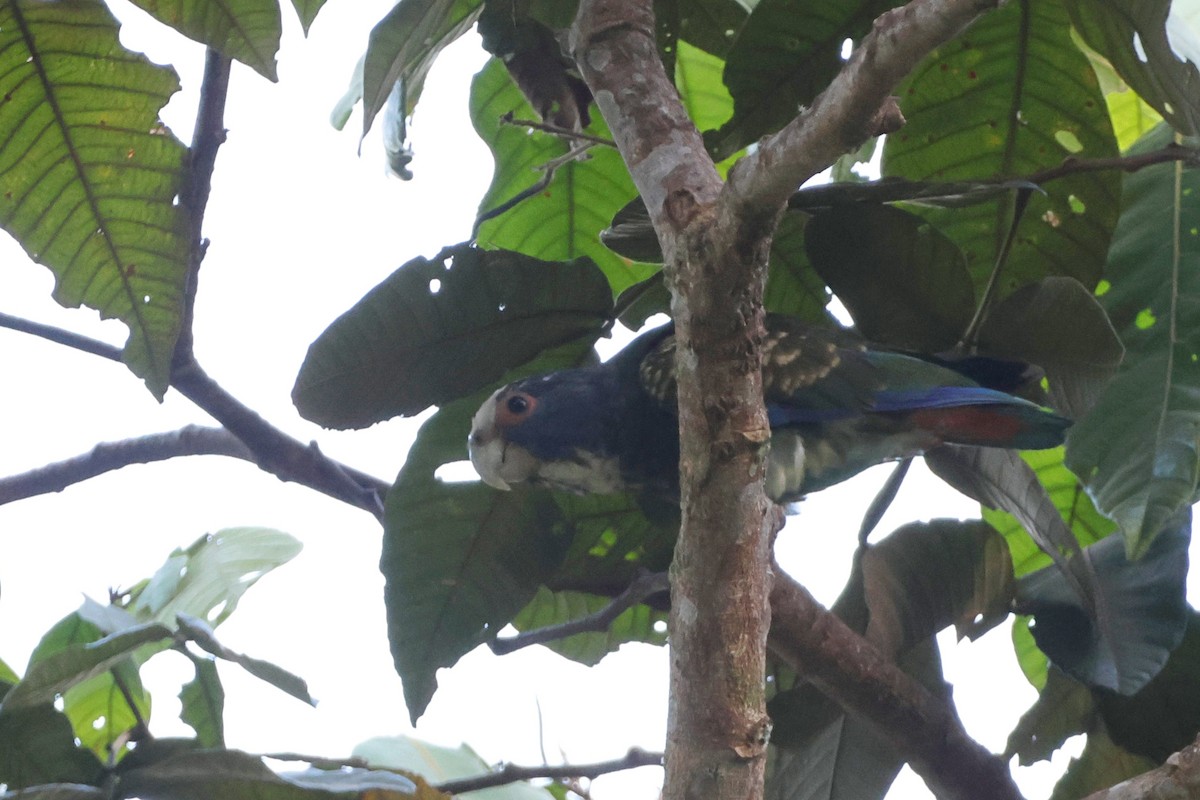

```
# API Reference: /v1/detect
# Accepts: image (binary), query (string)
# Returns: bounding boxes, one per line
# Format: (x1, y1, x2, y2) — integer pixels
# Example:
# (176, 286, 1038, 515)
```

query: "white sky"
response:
(0, 2, 1194, 798)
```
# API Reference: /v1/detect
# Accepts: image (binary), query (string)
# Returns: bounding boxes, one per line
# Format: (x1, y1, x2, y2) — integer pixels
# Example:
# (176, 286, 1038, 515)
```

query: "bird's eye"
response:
(507, 395, 530, 415)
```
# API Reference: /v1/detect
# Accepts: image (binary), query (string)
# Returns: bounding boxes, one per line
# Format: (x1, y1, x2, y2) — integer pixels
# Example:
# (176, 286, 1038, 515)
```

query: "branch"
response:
(489, 570, 668, 655)
(725, 0, 998, 219)
(0, 426, 252, 506)
(0, 314, 388, 517)
(435, 748, 663, 795)
(769, 570, 1025, 800)
(1080, 736, 1200, 799)
(174, 49, 232, 364)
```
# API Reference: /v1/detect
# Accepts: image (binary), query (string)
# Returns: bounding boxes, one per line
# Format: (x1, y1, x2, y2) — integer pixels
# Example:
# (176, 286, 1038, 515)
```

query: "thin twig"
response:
(436, 748, 663, 795)
(490, 570, 669, 655)
(501, 112, 617, 147)
(959, 187, 1035, 349)
(1027, 142, 1199, 184)
(0, 314, 389, 517)
(110, 666, 151, 742)
(0, 426, 251, 506)
(857, 457, 912, 546)
(472, 142, 596, 237)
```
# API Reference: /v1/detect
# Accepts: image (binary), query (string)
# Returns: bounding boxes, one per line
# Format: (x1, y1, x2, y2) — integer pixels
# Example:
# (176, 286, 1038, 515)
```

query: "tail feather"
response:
(908, 402, 1071, 450)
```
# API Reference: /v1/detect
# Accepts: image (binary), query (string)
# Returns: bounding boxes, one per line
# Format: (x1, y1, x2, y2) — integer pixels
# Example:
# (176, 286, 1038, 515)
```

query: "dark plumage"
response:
(468, 316, 1071, 502)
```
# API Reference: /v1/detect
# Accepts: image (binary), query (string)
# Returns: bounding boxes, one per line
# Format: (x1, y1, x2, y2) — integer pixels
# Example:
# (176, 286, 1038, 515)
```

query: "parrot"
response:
(468, 316, 1071, 503)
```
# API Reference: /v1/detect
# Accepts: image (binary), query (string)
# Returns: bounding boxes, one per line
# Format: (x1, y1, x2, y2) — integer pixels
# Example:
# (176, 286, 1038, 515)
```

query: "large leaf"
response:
(1015, 509, 1190, 695)
(1066, 124, 1200, 557)
(882, 0, 1120, 299)
(1004, 667, 1095, 765)
(804, 205, 974, 351)
(1048, 721, 1155, 800)
(361, 0, 483, 139)
(708, 0, 903, 159)
(126, 0, 282, 80)
(0, 0, 190, 397)
(0, 701, 104, 790)
(176, 613, 314, 706)
(382, 373, 583, 723)
(1066, 0, 1200, 136)
(293, 245, 614, 429)
(179, 655, 224, 748)
(471, 59, 656, 296)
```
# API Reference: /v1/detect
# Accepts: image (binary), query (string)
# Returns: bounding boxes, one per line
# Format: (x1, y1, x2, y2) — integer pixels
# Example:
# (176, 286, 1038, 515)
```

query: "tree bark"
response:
(571, 1, 1001, 799)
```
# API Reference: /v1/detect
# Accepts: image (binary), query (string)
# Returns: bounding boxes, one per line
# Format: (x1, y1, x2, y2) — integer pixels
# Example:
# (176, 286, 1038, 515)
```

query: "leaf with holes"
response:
(0, 0, 190, 397)
(882, 0, 1120, 298)
(292, 244, 613, 429)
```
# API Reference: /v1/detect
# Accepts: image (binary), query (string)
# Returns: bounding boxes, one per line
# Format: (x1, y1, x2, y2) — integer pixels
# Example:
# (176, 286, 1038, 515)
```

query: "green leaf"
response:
(2, 623, 172, 711)
(1099, 611, 1200, 763)
(0, 658, 18, 685)
(804, 205, 974, 351)
(126, 0, 281, 81)
(179, 655, 224, 747)
(0, 0, 190, 398)
(511, 587, 667, 666)
(127, 528, 302, 629)
(175, 613, 314, 706)
(290, 0, 328, 34)
(361, 0, 483, 140)
(354, 735, 552, 799)
(15, 603, 149, 761)
(675, 39, 734, 135)
(62, 660, 151, 761)
(0, 703, 104, 790)
(1066, 124, 1200, 556)
(763, 211, 831, 322)
(382, 387, 579, 724)
(708, 0, 903, 159)
(471, 59, 656, 296)
(1016, 510, 1189, 695)
(292, 244, 614, 429)
(882, 0, 1120, 299)
(1066, 0, 1200, 136)
(116, 748, 426, 800)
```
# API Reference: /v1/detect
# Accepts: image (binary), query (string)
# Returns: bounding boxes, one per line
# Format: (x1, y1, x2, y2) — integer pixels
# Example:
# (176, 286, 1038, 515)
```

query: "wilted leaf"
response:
(1048, 721, 1155, 800)
(805, 205, 974, 351)
(1005, 667, 1095, 765)
(128, 528, 301, 629)
(0, 0, 190, 397)
(861, 519, 1013, 655)
(127, 0, 281, 80)
(293, 245, 613, 428)
(360, 0, 483, 140)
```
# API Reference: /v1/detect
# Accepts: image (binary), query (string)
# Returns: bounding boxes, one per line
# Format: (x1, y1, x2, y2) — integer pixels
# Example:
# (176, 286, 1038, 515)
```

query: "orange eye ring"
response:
(496, 390, 537, 427)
